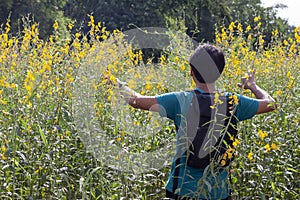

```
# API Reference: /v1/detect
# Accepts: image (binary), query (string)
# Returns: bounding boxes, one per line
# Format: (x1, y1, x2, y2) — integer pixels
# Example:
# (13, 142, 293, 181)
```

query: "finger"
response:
(247, 70, 251, 76)
(252, 68, 257, 76)
(237, 83, 245, 88)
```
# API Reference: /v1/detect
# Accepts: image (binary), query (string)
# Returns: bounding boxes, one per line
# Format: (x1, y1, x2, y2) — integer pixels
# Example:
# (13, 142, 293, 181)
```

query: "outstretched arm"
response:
(116, 78, 159, 112)
(238, 69, 276, 114)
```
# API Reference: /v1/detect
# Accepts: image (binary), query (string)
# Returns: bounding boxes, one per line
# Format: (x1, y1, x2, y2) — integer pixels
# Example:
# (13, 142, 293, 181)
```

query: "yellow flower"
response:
(213, 92, 223, 105)
(75, 33, 81, 38)
(275, 90, 282, 96)
(237, 22, 243, 32)
(245, 25, 251, 32)
(257, 22, 262, 29)
(247, 34, 252, 41)
(160, 55, 166, 64)
(232, 138, 240, 147)
(265, 144, 271, 153)
(258, 35, 265, 46)
(113, 29, 120, 35)
(258, 130, 268, 140)
(10, 83, 17, 89)
(214, 92, 219, 103)
(116, 137, 121, 142)
(27, 71, 35, 81)
(229, 94, 239, 105)
(88, 15, 95, 27)
(109, 75, 117, 85)
(254, 16, 261, 23)
(228, 22, 236, 32)
(271, 143, 279, 150)
(0, 76, 6, 87)
(53, 21, 59, 31)
(156, 82, 163, 89)
(248, 152, 254, 161)
(294, 27, 300, 43)
(34, 166, 43, 174)
(68, 23, 74, 30)
(1, 154, 7, 160)
(216, 35, 222, 44)
(233, 94, 239, 105)
(145, 81, 152, 90)
(134, 121, 141, 126)
(227, 152, 233, 159)
(220, 160, 226, 166)
(272, 29, 279, 37)
(5, 21, 10, 33)
(1, 145, 6, 152)
(0, 99, 7, 105)
(221, 27, 228, 41)
(181, 64, 186, 71)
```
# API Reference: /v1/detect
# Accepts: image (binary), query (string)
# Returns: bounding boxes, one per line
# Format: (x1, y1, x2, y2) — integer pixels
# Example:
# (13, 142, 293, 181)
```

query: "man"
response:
(117, 44, 275, 199)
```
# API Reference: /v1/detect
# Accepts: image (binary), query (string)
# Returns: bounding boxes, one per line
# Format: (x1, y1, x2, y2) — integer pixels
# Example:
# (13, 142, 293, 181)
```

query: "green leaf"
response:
(286, 167, 298, 173)
(38, 125, 48, 146)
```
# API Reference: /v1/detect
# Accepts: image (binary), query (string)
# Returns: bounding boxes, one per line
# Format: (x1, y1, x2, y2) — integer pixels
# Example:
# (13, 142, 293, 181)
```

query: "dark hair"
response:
(189, 44, 225, 83)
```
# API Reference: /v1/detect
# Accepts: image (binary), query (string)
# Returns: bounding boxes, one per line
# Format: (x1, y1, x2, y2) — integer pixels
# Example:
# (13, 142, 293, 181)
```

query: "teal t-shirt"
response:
(156, 88, 259, 199)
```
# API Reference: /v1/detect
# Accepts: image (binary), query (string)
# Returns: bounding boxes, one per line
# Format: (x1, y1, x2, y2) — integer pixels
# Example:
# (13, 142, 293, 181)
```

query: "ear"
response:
(190, 68, 193, 76)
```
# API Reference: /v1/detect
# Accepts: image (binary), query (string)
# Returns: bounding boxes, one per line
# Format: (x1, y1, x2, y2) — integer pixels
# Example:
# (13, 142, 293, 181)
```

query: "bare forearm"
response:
(249, 84, 273, 100)
(119, 85, 140, 105)
(249, 83, 276, 113)
(238, 69, 276, 114)
(118, 85, 159, 111)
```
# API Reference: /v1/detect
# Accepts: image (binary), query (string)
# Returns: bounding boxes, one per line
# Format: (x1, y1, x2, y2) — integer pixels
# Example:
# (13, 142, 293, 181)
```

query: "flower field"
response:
(0, 16, 299, 199)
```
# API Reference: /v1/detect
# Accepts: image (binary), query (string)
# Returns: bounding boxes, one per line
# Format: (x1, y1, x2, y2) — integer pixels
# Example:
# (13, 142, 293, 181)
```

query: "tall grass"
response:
(0, 16, 299, 199)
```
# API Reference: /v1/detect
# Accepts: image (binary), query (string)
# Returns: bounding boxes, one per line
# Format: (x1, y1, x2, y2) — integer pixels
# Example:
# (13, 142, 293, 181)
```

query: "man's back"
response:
(116, 44, 275, 199)
(156, 88, 259, 199)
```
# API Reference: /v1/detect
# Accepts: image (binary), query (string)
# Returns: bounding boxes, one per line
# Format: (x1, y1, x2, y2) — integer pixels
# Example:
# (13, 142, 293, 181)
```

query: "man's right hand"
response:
(237, 68, 256, 90)
(238, 68, 276, 114)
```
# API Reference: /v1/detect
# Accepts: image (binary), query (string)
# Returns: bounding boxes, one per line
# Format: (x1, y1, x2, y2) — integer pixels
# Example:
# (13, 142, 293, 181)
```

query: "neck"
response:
(195, 82, 217, 93)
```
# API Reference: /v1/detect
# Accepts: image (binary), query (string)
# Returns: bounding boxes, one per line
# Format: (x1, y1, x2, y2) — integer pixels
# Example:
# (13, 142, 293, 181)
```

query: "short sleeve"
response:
(235, 94, 259, 121)
(155, 92, 180, 121)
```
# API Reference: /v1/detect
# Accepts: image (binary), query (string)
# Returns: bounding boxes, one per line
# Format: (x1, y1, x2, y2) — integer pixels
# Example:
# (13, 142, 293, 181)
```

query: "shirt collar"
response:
(195, 88, 205, 93)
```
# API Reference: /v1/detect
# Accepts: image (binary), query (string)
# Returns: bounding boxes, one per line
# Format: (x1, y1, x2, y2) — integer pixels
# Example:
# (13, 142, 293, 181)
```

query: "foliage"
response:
(0, 0, 72, 39)
(0, 0, 296, 43)
(0, 16, 299, 199)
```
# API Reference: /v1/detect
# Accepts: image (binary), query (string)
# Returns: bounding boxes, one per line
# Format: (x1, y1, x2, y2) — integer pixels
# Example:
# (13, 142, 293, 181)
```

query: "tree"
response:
(64, 0, 168, 31)
(0, 0, 71, 39)
(227, 0, 290, 43)
(0, 0, 294, 44)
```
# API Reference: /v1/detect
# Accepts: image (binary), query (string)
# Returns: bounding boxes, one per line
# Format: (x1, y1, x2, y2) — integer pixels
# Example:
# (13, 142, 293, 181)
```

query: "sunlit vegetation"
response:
(0, 16, 299, 199)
